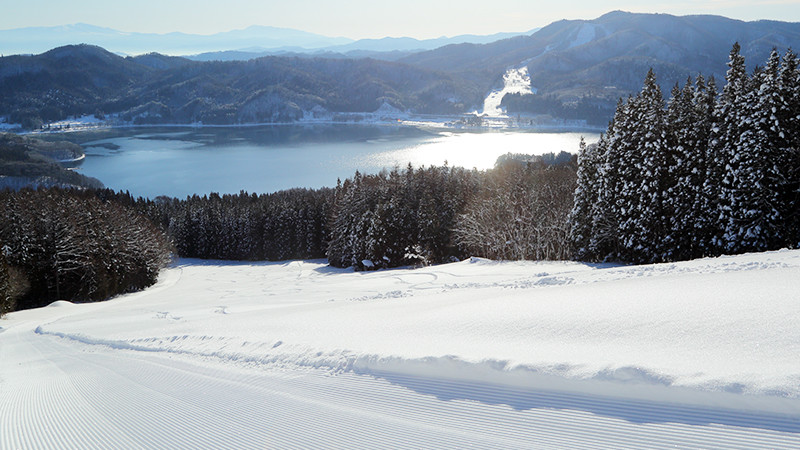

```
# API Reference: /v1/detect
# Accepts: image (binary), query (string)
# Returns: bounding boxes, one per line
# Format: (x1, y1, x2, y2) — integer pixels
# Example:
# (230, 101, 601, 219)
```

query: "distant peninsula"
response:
(0, 133, 103, 190)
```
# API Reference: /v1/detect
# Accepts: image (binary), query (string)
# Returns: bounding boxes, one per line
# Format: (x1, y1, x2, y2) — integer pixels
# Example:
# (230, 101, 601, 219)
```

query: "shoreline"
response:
(7, 113, 605, 137)
(57, 154, 86, 163)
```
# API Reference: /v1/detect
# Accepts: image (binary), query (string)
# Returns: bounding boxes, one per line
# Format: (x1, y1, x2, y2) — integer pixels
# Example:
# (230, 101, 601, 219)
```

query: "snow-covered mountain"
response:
(3, 11, 800, 126)
(401, 11, 800, 105)
(2, 250, 800, 447)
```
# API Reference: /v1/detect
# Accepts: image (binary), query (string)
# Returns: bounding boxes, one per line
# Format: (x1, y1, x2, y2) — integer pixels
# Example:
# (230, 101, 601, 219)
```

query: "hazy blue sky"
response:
(3, 0, 799, 37)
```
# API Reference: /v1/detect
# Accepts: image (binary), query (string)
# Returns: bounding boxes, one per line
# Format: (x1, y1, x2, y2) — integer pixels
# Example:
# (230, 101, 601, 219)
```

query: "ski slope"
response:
(2, 250, 800, 448)
(479, 67, 535, 117)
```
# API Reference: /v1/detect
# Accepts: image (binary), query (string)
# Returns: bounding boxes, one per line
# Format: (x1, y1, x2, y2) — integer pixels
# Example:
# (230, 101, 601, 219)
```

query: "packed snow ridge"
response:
(2, 250, 800, 447)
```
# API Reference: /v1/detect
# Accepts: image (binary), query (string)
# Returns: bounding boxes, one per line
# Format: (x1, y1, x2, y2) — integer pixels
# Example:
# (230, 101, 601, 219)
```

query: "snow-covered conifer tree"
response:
(692, 75, 719, 256)
(778, 49, 800, 246)
(0, 249, 12, 317)
(615, 69, 668, 262)
(589, 103, 624, 260)
(724, 49, 788, 252)
(569, 137, 600, 259)
(711, 43, 749, 252)
(664, 79, 696, 260)
(665, 75, 716, 260)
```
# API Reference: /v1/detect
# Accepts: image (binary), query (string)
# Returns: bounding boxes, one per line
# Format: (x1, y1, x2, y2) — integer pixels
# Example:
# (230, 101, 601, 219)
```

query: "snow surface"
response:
(0, 117, 21, 131)
(568, 24, 601, 49)
(48, 114, 108, 128)
(2, 250, 800, 447)
(480, 67, 536, 117)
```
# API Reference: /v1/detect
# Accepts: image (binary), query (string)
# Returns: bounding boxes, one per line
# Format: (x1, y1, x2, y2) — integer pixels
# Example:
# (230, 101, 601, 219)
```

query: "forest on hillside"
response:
(0, 132, 103, 190)
(0, 45, 483, 129)
(4, 12, 800, 131)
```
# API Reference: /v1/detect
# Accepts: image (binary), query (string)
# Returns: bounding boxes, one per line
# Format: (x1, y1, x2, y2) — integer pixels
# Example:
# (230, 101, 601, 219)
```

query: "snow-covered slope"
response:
(479, 67, 535, 117)
(2, 250, 800, 447)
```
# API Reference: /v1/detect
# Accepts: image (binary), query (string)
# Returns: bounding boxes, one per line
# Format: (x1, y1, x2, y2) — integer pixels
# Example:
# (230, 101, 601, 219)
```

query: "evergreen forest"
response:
(570, 45, 800, 263)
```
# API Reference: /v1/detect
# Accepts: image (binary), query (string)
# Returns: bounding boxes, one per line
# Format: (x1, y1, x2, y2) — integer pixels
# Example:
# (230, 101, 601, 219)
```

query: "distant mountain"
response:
(177, 30, 539, 62)
(0, 23, 536, 59)
(0, 24, 354, 56)
(322, 30, 539, 54)
(185, 48, 421, 63)
(0, 45, 154, 128)
(3, 12, 800, 129)
(0, 45, 482, 128)
(130, 53, 194, 70)
(401, 11, 800, 114)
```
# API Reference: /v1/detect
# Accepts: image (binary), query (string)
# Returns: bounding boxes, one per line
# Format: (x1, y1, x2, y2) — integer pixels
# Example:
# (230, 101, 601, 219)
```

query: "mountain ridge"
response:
(0, 44, 483, 128)
(0, 23, 536, 58)
(2, 11, 800, 128)
(399, 11, 800, 113)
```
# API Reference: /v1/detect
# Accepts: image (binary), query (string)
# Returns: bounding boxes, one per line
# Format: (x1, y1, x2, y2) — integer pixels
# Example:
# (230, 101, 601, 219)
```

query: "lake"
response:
(61, 125, 599, 198)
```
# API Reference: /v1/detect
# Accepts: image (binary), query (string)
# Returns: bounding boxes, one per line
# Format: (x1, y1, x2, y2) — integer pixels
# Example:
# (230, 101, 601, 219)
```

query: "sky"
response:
(1, 0, 799, 38)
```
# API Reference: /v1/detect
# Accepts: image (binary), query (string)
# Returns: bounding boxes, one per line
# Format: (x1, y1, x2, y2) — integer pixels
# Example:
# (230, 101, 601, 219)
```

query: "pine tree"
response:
(0, 248, 13, 317)
(778, 49, 800, 246)
(664, 79, 696, 260)
(614, 69, 668, 263)
(692, 75, 719, 256)
(569, 137, 600, 259)
(326, 175, 359, 268)
(711, 43, 750, 252)
(665, 75, 716, 260)
(724, 49, 787, 252)
(589, 102, 624, 260)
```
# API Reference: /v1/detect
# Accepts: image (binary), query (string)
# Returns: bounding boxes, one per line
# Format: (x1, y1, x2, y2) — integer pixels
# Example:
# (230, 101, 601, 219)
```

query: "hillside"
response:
(0, 45, 481, 127)
(125, 56, 481, 124)
(401, 11, 800, 113)
(3, 12, 800, 128)
(0, 132, 103, 190)
(0, 45, 154, 128)
(2, 250, 799, 447)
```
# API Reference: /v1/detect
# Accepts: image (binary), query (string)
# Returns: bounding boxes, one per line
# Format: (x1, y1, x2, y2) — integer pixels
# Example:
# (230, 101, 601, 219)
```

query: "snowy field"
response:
(2, 250, 800, 448)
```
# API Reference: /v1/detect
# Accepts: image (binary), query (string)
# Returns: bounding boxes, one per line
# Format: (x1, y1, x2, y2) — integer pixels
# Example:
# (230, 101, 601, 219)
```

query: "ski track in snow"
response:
(2, 250, 800, 447)
(3, 329, 800, 449)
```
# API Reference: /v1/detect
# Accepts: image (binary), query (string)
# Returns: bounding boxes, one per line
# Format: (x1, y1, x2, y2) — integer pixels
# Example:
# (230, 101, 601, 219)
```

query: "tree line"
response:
(501, 93, 612, 126)
(0, 188, 172, 314)
(0, 154, 577, 316)
(570, 44, 800, 264)
(132, 158, 575, 271)
(136, 189, 332, 262)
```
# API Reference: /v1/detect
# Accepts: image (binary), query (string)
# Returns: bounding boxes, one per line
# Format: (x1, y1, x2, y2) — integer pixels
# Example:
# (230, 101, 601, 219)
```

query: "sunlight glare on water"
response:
(69, 125, 598, 198)
(367, 131, 593, 170)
